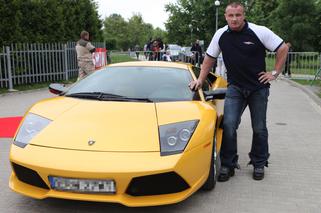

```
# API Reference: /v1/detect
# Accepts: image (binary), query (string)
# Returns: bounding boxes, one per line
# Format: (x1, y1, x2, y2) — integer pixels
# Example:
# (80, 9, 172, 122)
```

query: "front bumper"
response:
(9, 142, 212, 207)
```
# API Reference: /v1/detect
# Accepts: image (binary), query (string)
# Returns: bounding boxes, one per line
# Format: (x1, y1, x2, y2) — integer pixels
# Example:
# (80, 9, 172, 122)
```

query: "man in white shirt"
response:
(189, 2, 288, 181)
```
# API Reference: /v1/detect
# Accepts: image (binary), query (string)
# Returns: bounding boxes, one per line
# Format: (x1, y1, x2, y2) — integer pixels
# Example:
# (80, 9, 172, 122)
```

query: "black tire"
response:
(201, 131, 218, 191)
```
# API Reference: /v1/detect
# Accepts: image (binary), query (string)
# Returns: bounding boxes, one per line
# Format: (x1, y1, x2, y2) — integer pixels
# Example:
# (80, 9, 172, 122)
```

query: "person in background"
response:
(282, 42, 293, 78)
(75, 30, 95, 80)
(135, 44, 140, 60)
(151, 40, 161, 61)
(189, 2, 288, 181)
(215, 53, 227, 79)
(191, 39, 203, 65)
(162, 50, 172, 61)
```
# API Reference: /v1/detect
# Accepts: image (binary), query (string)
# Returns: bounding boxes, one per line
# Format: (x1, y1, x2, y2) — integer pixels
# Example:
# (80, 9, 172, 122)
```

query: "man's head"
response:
(80, 30, 90, 41)
(195, 39, 200, 45)
(224, 2, 246, 32)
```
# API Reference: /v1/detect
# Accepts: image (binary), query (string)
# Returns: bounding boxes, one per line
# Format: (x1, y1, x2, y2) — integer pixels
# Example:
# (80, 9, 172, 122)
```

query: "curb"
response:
(281, 77, 321, 109)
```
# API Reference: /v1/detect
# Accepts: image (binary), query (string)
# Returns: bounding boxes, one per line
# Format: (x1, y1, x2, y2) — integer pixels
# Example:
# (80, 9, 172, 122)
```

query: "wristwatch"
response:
(271, 70, 279, 79)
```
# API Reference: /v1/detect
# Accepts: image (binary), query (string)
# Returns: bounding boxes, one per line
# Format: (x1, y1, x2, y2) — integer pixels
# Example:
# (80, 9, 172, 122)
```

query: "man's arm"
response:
(189, 55, 216, 90)
(274, 42, 289, 73)
(258, 42, 289, 84)
(87, 42, 96, 53)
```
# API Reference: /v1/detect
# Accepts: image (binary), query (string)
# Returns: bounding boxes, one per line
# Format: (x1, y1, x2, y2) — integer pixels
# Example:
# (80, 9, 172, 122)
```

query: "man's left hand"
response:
(258, 71, 276, 84)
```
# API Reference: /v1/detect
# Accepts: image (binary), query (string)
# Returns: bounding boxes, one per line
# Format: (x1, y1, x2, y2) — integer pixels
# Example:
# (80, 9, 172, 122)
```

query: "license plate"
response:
(48, 176, 116, 194)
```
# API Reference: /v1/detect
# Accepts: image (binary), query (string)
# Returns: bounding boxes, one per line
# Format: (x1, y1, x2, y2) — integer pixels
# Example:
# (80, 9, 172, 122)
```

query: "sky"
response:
(95, 0, 178, 30)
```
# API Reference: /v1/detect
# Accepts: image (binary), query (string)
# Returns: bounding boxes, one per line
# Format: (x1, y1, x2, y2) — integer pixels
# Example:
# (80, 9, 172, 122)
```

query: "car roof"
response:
(108, 61, 191, 70)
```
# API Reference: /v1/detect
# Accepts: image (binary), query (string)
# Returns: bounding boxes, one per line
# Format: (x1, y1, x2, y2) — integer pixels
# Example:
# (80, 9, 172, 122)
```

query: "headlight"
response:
(14, 113, 51, 148)
(159, 120, 199, 156)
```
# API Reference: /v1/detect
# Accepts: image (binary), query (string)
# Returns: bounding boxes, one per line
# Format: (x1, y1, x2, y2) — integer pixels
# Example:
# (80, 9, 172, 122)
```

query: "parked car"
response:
(179, 46, 193, 63)
(9, 61, 227, 207)
(166, 44, 182, 61)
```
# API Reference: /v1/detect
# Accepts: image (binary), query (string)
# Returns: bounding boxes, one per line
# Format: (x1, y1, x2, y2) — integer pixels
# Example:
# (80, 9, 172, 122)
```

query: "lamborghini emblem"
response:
(88, 140, 95, 146)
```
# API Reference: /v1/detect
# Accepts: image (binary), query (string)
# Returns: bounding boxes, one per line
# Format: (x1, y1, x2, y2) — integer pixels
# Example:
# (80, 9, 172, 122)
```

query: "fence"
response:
(1, 47, 320, 90)
(119, 51, 321, 80)
(266, 52, 321, 79)
(0, 42, 105, 90)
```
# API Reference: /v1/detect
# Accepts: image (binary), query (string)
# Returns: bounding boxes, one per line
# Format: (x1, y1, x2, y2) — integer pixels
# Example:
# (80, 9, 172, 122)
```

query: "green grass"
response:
(292, 79, 321, 98)
(110, 53, 137, 64)
(266, 57, 319, 75)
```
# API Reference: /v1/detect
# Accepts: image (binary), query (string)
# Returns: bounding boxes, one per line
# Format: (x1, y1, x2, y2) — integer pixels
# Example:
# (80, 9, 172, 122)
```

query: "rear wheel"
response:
(201, 131, 219, 190)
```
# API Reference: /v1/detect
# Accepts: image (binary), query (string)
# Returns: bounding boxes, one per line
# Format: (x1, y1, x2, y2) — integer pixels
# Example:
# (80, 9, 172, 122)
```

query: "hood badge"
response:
(88, 140, 96, 146)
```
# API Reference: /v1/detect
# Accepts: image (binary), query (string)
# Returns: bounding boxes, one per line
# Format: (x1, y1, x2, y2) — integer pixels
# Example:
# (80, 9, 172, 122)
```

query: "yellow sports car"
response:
(9, 61, 227, 207)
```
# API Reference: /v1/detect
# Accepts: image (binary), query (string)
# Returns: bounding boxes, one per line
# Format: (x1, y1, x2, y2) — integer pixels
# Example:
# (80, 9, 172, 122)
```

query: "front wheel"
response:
(201, 132, 219, 190)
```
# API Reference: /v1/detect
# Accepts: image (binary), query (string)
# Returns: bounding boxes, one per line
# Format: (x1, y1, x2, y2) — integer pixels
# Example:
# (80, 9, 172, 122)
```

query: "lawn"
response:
(266, 53, 320, 76)
(109, 52, 137, 64)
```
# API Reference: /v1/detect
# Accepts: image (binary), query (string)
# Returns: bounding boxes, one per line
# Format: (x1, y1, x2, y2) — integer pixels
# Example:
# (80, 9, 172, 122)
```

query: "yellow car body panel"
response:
(28, 96, 80, 120)
(10, 135, 212, 206)
(29, 99, 159, 151)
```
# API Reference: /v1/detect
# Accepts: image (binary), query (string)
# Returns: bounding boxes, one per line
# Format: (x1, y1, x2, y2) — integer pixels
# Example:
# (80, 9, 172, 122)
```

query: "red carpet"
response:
(0, 117, 23, 138)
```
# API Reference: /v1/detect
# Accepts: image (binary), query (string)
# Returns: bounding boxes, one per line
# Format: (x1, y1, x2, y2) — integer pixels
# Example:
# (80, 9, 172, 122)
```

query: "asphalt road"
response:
(1, 80, 321, 213)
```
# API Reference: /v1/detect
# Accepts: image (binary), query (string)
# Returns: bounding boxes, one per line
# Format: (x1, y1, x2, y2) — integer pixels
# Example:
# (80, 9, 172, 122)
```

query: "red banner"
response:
(93, 48, 107, 70)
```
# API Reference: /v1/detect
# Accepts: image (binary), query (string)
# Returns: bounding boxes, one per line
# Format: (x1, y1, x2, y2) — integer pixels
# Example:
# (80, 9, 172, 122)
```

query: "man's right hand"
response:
(189, 79, 203, 91)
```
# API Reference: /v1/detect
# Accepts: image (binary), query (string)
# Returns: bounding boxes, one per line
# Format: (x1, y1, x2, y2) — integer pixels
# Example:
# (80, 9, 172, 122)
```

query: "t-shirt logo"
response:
(243, 41, 254, 45)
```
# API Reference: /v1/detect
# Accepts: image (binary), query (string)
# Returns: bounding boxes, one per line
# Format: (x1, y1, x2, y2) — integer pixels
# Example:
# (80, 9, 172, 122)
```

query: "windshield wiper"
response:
(65, 92, 102, 100)
(65, 92, 125, 100)
(100, 94, 154, 102)
(65, 92, 153, 102)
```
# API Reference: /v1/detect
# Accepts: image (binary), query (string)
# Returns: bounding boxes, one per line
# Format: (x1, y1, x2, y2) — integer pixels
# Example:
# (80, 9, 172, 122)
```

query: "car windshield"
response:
(65, 66, 199, 102)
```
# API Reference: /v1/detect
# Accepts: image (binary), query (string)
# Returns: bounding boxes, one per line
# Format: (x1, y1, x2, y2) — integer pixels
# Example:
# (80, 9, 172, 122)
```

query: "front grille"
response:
(126, 172, 190, 196)
(11, 162, 49, 189)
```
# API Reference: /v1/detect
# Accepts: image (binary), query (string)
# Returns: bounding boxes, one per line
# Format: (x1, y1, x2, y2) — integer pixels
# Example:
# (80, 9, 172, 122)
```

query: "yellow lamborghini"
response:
(9, 61, 227, 207)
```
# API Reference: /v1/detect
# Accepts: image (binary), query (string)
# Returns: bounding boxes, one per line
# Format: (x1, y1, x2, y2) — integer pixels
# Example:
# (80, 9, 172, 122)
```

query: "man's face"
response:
(224, 5, 245, 31)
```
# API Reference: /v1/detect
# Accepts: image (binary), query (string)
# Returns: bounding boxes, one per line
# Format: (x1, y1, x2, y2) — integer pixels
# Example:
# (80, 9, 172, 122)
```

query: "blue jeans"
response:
(220, 85, 270, 168)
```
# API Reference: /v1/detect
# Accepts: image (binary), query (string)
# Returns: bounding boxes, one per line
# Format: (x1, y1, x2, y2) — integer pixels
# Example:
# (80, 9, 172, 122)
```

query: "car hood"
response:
(28, 97, 203, 152)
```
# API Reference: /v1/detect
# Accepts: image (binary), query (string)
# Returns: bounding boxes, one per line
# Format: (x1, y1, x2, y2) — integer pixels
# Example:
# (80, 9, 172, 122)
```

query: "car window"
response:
(66, 66, 200, 102)
(191, 66, 211, 91)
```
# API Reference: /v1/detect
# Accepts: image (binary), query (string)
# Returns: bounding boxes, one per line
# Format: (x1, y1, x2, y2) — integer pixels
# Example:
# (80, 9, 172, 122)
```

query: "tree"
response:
(165, 0, 321, 51)
(127, 14, 149, 49)
(315, 0, 321, 51)
(270, 0, 318, 51)
(17, 0, 65, 43)
(0, 0, 24, 46)
(103, 13, 163, 50)
(103, 14, 129, 50)
(245, 0, 279, 26)
(165, 0, 226, 47)
(0, 0, 103, 45)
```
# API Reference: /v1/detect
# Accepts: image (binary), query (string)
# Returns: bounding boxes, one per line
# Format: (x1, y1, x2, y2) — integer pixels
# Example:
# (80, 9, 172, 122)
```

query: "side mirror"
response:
(204, 88, 226, 101)
(49, 83, 67, 95)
